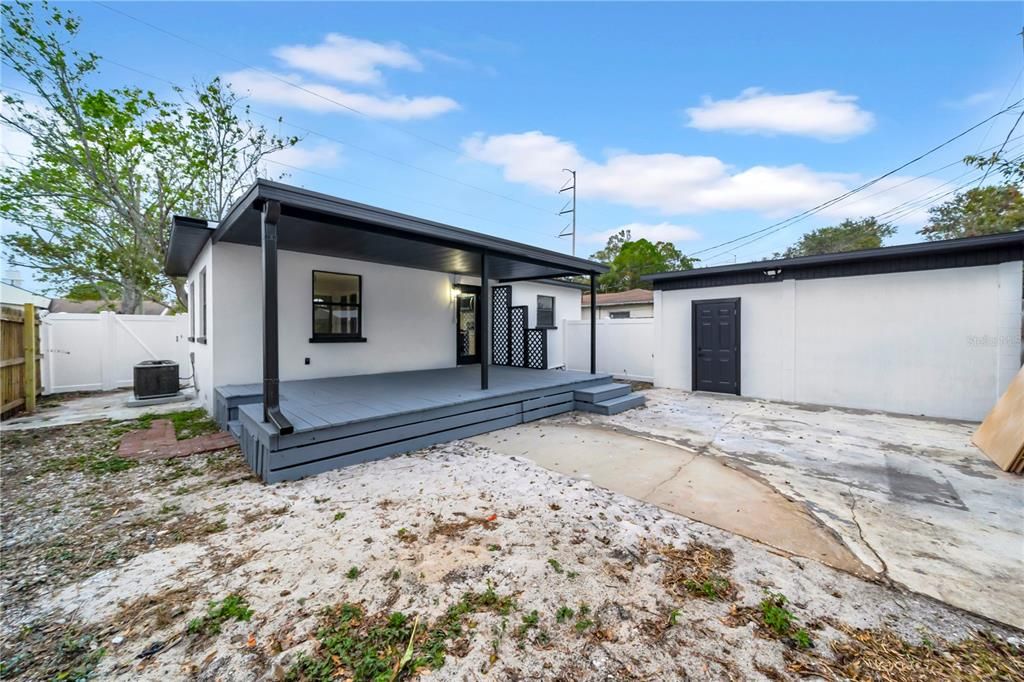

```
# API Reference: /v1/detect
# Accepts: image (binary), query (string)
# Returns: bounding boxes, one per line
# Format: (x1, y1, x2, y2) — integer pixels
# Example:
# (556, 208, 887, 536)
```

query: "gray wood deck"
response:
(221, 366, 609, 433)
(219, 366, 616, 483)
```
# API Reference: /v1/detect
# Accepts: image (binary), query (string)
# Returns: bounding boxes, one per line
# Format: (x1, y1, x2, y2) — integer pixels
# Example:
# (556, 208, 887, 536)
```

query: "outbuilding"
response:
(644, 232, 1024, 421)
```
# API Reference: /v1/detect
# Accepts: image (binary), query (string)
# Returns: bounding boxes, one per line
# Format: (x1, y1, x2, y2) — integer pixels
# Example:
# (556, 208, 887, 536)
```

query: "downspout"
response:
(261, 200, 294, 435)
(480, 251, 490, 390)
(589, 273, 597, 373)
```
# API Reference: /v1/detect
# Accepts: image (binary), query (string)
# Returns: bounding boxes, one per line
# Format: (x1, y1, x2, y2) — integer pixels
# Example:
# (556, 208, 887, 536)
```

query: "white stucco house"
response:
(643, 232, 1024, 421)
(164, 180, 643, 482)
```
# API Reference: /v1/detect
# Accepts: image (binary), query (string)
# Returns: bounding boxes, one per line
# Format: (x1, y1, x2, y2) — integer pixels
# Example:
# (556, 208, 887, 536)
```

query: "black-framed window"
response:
(312, 270, 363, 341)
(609, 311, 631, 319)
(197, 267, 207, 343)
(536, 295, 555, 328)
(188, 280, 196, 341)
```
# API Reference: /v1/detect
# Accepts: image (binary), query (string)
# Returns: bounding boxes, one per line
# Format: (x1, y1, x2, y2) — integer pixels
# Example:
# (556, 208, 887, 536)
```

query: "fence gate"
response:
(1, 303, 41, 418)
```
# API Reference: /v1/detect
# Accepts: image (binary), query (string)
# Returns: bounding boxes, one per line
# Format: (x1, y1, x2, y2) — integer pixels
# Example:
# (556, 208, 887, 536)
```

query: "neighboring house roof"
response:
(644, 231, 1024, 290)
(165, 180, 609, 281)
(0, 281, 51, 308)
(582, 288, 654, 307)
(48, 298, 168, 315)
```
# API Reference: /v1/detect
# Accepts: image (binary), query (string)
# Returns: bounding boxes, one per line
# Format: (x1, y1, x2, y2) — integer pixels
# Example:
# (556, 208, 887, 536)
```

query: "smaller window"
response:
(188, 280, 196, 341)
(312, 271, 364, 341)
(197, 268, 208, 342)
(609, 311, 631, 319)
(537, 295, 555, 328)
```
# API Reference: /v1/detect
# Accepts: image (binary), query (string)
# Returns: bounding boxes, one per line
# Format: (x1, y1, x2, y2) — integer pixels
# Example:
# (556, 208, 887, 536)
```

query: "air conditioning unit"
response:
(133, 360, 179, 400)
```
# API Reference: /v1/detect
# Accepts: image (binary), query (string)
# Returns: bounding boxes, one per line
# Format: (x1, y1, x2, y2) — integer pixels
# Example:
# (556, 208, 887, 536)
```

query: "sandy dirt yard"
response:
(1, 410, 1022, 681)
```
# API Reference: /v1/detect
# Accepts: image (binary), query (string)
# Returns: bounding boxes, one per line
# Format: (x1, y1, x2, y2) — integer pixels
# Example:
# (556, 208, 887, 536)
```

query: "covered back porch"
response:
(215, 365, 641, 482)
(169, 180, 645, 481)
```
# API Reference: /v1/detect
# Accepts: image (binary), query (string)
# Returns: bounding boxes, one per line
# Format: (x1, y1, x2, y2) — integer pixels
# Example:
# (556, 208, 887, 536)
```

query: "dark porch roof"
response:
(165, 180, 608, 280)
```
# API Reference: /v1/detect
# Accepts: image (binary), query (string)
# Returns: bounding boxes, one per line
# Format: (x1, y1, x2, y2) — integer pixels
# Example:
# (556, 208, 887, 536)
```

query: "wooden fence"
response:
(1, 303, 41, 418)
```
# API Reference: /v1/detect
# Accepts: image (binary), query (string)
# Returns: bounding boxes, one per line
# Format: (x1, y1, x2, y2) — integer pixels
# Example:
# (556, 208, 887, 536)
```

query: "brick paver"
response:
(117, 419, 237, 461)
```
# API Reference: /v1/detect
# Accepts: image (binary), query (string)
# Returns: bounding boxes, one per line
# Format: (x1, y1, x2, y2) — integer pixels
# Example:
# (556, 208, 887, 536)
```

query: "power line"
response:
(687, 98, 1024, 261)
(976, 108, 1024, 187)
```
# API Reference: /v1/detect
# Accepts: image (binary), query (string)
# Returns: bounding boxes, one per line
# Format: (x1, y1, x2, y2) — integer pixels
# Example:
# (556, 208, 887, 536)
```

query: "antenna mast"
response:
(558, 168, 576, 256)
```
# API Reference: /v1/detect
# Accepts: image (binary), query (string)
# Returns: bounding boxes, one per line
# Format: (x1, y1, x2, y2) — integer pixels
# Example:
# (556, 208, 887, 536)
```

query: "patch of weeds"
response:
(172, 484, 191, 496)
(396, 527, 418, 544)
(288, 586, 517, 682)
(346, 567, 361, 580)
(187, 594, 253, 637)
(759, 592, 795, 636)
(547, 558, 563, 574)
(486, 544, 501, 552)
(658, 542, 736, 602)
(158, 503, 181, 515)
(574, 603, 594, 633)
(42, 449, 138, 476)
(668, 609, 681, 626)
(201, 519, 228, 535)
(515, 610, 539, 638)
(555, 606, 574, 623)
(566, 570, 578, 580)
(333, 511, 346, 521)
(133, 409, 219, 440)
(684, 575, 733, 601)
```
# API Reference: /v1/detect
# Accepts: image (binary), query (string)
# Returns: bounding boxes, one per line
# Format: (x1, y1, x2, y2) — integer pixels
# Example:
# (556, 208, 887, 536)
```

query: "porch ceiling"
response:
(169, 180, 607, 281)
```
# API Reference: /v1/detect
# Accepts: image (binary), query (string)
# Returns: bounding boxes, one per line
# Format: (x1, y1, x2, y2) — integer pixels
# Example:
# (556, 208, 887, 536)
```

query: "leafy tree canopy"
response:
(917, 154, 1024, 241)
(778, 218, 897, 259)
(0, 1, 296, 313)
(590, 229, 696, 292)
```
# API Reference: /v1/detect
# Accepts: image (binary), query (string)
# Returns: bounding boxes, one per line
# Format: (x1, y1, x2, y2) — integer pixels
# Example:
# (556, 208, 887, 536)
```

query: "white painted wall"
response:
(509, 281, 582, 369)
(186, 240, 215, 410)
(41, 312, 190, 394)
(564, 319, 654, 382)
(183, 241, 593, 412)
(653, 262, 1023, 421)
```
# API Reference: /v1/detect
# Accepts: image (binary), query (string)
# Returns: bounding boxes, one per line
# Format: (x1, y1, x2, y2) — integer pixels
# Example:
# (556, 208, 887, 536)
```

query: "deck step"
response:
(228, 420, 242, 438)
(578, 393, 646, 415)
(573, 382, 631, 404)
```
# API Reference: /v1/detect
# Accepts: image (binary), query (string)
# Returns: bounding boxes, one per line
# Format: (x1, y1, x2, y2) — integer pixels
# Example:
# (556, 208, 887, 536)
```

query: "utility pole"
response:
(558, 168, 576, 256)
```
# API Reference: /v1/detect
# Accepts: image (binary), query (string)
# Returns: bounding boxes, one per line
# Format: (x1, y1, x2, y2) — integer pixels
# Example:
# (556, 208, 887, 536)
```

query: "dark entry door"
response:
(692, 298, 740, 395)
(456, 285, 481, 365)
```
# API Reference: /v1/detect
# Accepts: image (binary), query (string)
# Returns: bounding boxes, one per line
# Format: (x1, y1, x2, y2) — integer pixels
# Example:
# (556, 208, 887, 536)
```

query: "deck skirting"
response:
(232, 372, 610, 483)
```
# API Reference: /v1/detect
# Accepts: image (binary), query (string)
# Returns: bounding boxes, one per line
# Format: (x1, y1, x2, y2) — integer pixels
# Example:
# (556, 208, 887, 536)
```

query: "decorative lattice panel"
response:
(509, 306, 527, 367)
(526, 329, 547, 369)
(492, 286, 511, 366)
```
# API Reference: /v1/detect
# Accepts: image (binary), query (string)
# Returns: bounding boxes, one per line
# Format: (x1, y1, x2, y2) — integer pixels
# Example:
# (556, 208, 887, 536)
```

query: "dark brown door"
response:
(692, 299, 740, 395)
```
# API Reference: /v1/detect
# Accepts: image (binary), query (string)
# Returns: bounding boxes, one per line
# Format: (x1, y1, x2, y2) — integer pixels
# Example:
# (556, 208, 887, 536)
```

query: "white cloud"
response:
(945, 89, 1000, 109)
(223, 69, 459, 120)
(462, 130, 946, 222)
(268, 141, 342, 170)
(584, 222, 701, 244)
(685, 88, 875, 140)
(272, 34, 420, 85)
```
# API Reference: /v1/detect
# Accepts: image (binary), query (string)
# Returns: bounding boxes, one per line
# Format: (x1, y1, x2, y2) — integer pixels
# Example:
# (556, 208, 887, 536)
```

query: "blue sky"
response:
(3, 2, 1023, 290)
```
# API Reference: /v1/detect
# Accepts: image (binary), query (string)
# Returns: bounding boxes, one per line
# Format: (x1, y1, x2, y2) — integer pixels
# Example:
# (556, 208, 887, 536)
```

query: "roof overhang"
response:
(165, 217, 216, 277)
(644, 231, 1024, 290)
(165, 180, 608, 281)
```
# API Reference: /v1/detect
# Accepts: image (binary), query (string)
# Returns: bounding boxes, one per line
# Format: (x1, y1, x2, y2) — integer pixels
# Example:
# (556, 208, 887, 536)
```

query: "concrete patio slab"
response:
(475, 389, 1024, 629)
(1, 389, 200, 431)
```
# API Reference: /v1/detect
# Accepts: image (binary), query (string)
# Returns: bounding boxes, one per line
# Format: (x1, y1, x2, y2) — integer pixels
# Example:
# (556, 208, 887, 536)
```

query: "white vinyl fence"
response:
(41, 312, 190, 394)
(563, 318, 654, 382)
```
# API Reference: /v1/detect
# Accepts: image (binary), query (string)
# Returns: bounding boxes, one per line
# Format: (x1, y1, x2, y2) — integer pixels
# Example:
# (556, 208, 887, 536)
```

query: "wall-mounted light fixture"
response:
(763, 268, 782, 277)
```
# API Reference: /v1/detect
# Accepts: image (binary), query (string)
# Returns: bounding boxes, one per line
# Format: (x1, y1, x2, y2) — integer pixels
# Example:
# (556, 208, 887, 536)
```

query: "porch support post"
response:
(589, 272, 596, 374)
(261, 200, 294, 436)
(480, 251, 490, 390)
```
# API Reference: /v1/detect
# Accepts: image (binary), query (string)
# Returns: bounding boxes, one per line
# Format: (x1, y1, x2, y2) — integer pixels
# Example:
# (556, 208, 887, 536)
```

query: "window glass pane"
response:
(199, 268, 207, 336)
(312, 272, 362, 337)
(314, 272, 359, 304)
(537, 295, 555, 327)
(331, 305, 360, 335)
(188, 282, 195, 337)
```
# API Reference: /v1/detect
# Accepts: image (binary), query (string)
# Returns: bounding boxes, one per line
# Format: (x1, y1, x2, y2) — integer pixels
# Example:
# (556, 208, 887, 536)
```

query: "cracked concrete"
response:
(474, 389, 1024, 629)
